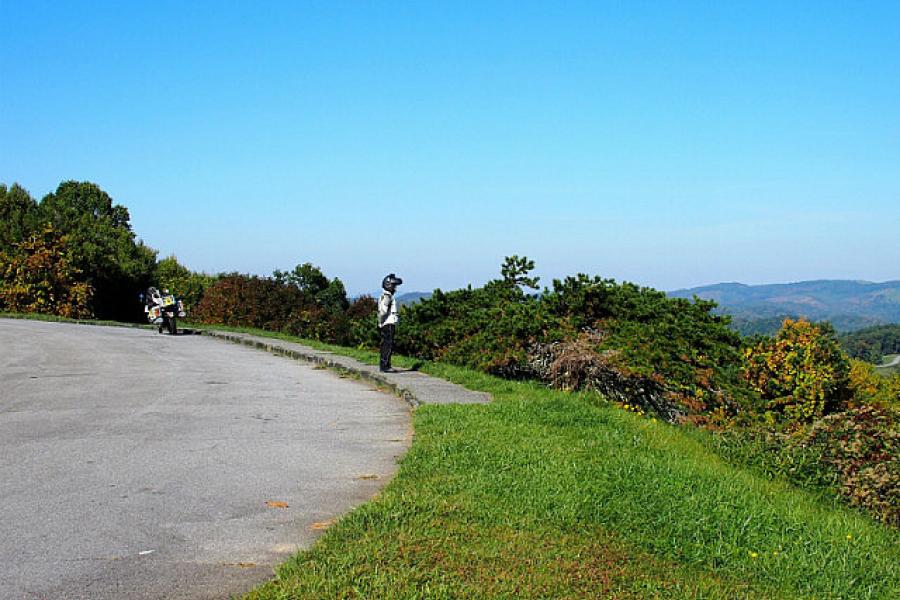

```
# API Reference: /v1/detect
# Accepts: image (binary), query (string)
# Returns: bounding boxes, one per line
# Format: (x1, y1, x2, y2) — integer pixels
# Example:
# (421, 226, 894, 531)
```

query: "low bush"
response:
(399, 258, 752, 423)
(804, 404, 900, 525)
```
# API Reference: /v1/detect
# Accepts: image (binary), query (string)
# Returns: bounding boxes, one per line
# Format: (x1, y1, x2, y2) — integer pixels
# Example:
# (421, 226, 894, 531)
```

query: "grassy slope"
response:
(5, 317, 897, 598)
(229, 329, 899, 599)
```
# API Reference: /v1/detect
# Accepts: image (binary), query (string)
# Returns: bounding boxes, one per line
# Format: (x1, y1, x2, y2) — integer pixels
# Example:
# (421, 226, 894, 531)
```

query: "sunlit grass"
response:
(236, 330, 898, 599)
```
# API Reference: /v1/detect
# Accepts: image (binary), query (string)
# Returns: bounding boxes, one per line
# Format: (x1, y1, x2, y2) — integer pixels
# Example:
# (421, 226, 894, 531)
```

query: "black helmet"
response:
(382, 273, 403, 291)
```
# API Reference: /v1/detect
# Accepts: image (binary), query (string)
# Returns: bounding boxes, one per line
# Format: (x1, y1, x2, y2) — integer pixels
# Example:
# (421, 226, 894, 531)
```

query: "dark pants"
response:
(380, 324, 395, 371)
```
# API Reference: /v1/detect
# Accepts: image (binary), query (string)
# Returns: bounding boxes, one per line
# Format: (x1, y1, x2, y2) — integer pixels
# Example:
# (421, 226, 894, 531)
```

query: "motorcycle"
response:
(143, 287, 187, 335)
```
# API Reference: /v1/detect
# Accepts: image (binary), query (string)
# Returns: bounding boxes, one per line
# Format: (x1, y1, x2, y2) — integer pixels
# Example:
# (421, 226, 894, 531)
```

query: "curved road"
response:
(878, 354, 900, 368)
(0, 320, 411, 599)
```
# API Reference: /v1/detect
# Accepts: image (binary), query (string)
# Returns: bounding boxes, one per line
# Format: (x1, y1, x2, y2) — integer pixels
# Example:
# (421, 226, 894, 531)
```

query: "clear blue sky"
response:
(2, 1, 898, 295)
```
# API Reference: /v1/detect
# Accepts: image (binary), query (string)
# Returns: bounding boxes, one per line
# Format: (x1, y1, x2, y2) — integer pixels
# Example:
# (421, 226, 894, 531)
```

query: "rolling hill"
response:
(669, 280, 900, 335)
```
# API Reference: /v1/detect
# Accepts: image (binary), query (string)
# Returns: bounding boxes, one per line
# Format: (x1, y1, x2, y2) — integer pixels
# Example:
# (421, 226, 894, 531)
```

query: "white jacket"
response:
(378, 290, 399, 327)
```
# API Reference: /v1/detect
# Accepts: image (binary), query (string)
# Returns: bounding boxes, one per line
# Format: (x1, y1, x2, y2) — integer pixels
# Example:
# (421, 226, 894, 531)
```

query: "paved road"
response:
(0, 320, 411, 599)
(877, 354, 900, 368)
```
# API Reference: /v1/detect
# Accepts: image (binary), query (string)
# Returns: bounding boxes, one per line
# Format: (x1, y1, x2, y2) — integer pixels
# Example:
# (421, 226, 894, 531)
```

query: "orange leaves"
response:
(265, 500, 289, 508)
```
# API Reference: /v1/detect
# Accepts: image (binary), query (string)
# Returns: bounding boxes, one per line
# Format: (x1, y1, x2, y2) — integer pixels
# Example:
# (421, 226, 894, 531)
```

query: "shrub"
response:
(398, 267, 562, 376)
(802, 405, 900, 525)
(154, 256, 217, 312)
(344, 295, 380, 348)
(193, 274, 307, 331)
(527, 330, 684, 422)
(192, 269, 378, 348)
(400, 262, 751, 421)
(742, 319, 851, 423)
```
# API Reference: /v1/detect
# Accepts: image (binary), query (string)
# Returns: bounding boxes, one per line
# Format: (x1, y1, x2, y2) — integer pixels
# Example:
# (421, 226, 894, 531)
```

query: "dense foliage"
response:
(0, 224, 93, 318)
(192, 265, 377, 347)
(397, 258, 753, 422)
(0, 183, 40, 250)
(804, 404, 900, 524)
(397, 258, 556, 375)
(154, 256, 218, 312)
(742, 319, 851, 422)
(1, 181, 157, 320)
(840, 324, 900, 363)
(716, 327, 899, 525)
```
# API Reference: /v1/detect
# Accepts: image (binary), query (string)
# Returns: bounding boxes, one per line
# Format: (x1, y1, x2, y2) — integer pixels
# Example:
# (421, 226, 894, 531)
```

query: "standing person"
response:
(378, 273, 403, 372)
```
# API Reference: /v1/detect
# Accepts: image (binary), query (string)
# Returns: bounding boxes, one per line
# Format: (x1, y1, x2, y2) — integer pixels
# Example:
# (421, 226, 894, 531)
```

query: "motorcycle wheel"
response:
(168, 316, 177, 335)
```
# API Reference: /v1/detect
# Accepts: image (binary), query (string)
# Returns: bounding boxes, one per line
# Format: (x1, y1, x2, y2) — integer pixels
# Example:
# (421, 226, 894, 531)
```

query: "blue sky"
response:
(2, 1, 898, 295)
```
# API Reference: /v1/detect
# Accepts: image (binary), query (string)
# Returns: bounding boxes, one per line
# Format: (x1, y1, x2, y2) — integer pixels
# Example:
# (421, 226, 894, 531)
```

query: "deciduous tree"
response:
(0, 224, 93, 318)
(38, 181, 156, 320)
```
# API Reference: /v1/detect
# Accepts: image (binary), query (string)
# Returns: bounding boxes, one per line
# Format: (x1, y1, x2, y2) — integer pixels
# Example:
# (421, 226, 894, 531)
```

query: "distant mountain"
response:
(669, 280, 900, 335)
(396, 291, 432, 306)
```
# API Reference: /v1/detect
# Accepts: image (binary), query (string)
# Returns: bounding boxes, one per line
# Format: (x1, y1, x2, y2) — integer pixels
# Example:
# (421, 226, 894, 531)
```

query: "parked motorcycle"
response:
(143, 287, 187, 335)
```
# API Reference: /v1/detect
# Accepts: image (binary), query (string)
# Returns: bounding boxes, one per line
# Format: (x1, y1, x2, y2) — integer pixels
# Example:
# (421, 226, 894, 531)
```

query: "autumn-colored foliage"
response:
(192, 271, 378, 347)
(802, 404, 900, 525)
(1, 181, 157, 320)
(0, 224, 93, 318)
(742, 319, 851, 422)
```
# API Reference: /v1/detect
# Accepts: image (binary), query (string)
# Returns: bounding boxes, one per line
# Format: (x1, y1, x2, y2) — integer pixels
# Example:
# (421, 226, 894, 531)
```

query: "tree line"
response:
(1, 181, 156, 320)
(840, 324, 900, 363)
(0, 180, 379, 345)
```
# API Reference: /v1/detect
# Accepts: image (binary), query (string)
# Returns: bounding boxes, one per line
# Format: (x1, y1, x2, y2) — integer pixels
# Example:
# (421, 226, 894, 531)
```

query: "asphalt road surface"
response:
(0, 319, 411, 599)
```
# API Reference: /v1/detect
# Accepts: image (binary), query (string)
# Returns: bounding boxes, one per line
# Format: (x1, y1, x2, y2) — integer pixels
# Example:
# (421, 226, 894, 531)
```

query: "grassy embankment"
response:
(4, 316, 898, 598)
(207, 327, 899, 599)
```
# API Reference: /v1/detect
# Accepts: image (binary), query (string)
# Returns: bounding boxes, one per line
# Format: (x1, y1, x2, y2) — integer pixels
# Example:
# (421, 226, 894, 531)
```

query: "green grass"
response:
(229, 331, 899, 599)
(6, 315, 898, 597)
